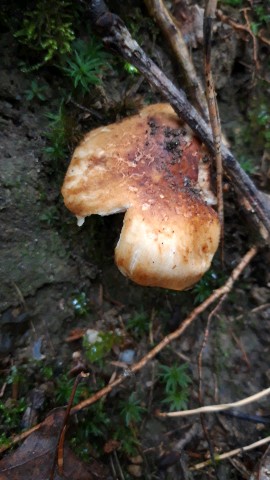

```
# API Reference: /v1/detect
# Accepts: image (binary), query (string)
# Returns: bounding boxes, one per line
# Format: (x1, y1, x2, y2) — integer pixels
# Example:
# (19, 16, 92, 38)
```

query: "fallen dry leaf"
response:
(65, 328, 86, 342)
(103, 439, 120, 454)
(0, 409, 108, 480)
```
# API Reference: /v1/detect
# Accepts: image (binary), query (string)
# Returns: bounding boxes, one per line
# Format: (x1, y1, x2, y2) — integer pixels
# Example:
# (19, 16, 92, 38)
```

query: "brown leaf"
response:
(0, 409, 108, 480)
(103, 439, 120, 454)
(65, 328, 86, 342)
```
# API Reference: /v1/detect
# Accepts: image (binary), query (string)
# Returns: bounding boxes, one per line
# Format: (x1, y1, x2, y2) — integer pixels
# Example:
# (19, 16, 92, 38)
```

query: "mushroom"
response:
(62, 103, 220, 290)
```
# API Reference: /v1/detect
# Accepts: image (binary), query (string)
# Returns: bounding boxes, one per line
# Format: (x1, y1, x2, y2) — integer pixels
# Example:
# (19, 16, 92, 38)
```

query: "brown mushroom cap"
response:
(62, 103, 220, 290)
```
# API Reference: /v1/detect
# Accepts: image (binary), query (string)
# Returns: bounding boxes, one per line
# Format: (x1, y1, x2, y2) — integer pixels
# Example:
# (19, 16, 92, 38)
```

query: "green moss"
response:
(126, 310, 149, 339)
(83, 331, 121, 364)
(61, 38, 111, 96)
(14, 0, 76, 67)
(0, 398, 26, 432)
(159, 363, 192, 411)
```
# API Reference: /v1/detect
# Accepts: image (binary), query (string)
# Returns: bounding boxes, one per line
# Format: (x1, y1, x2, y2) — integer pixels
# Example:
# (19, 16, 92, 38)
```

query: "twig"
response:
(204, 0, 224, 245)
(192, 435, 270, 470)
(242, 9, 258, 69)
(230, 329, 251, 369)
(144, 0, 208, 119)
(159, 385, 270, 418)
(251, 303, 270, 313)
(174, 423, 200, 451)
(49, 372, 89, 480)
(0, 383, 7, 398)
(88, 0, 270, 242)
(216, 8, 259, 76)
(197, 300, 221, 477)
(112, 450, 126, 480)
(257, 32, 270, 47)
(67, 97, 104, 120)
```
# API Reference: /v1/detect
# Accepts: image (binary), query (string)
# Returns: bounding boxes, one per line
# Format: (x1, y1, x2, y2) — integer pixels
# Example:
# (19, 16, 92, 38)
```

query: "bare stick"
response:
(159, 385, 270, 418)
(192, 435, 270, 470)
(50, 372, 89, 479)
(88, 0, 270, 241)
(197, 294, 221, 475)
(204, 0, 224, 242)
(144, 0, 208, 119)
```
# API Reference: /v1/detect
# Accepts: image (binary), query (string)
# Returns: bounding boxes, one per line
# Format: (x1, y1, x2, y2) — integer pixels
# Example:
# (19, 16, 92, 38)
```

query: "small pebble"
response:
(119, 349, 135, 365)
(127, 464, 142, 478)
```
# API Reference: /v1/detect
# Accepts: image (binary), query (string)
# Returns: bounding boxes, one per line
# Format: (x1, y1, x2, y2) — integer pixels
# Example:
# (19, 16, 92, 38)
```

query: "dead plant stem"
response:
(144, 0, 208, 119)
(192, 435, 270, 470)
(204, 0, 224, 245)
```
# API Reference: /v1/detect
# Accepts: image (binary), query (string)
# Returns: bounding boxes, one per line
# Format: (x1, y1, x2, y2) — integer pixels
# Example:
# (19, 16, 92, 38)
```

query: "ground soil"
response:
(0, 3, 270, 479)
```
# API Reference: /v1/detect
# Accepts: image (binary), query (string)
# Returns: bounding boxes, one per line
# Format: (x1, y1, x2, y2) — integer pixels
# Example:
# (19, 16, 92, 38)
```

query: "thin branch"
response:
(159, 385, 270, 418)
(144, 0, 209, 120)
(50, 372, 89, 480)
(192, 435, 270, 470)
(197, 293, 221, 477)
(197, 3, 228, 460)
(216, 9, 260, 70)
(242, 8, 259, 72)
(204, 0, 224, 245)
(88, 0, 270, 242)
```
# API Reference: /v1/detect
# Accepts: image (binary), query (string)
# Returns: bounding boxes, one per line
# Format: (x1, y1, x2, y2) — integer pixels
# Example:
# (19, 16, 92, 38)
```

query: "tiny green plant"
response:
(86, 402, 111, 438)
(120, 392, 146, 427)
(69, 402, 111, 459)
(71, 292, 90, 316)
(39, 206, 59, 225)
(44, 103, 70, 164)
(0, 433, 10, 448)
(126, 310, 149, 339)
(113, 425, 140, 456)
(257, 104, 270, 151)
(83, 330, 120, 364)
(55, 374, 88, 405)
(159, 363, 191, 411)
(62, 38, 110, 95)
(14, 0, 75, 67)
(193, 268, 225, 305)
(239, 155, 256, 174)
(0, 398, 27, 431)
(251, 5, 270, 34)
(6, 365, 21, 386)
(247, 98, 270, 155)
(40, 365, 53, 380)
(25, 80, 48, 101)
(124, 62, 139, 75)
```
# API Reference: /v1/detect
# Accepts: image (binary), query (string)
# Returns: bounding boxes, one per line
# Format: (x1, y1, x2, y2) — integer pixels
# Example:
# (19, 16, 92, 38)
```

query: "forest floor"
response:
(0, 1, 270, 479)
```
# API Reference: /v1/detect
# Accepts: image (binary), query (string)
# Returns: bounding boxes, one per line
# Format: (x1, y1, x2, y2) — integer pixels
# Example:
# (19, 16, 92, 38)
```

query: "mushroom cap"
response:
(62, 103, 220, 290)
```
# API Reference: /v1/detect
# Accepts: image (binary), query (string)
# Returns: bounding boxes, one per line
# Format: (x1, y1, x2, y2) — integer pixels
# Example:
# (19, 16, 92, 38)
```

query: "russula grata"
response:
(62, 103, 220, 290)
